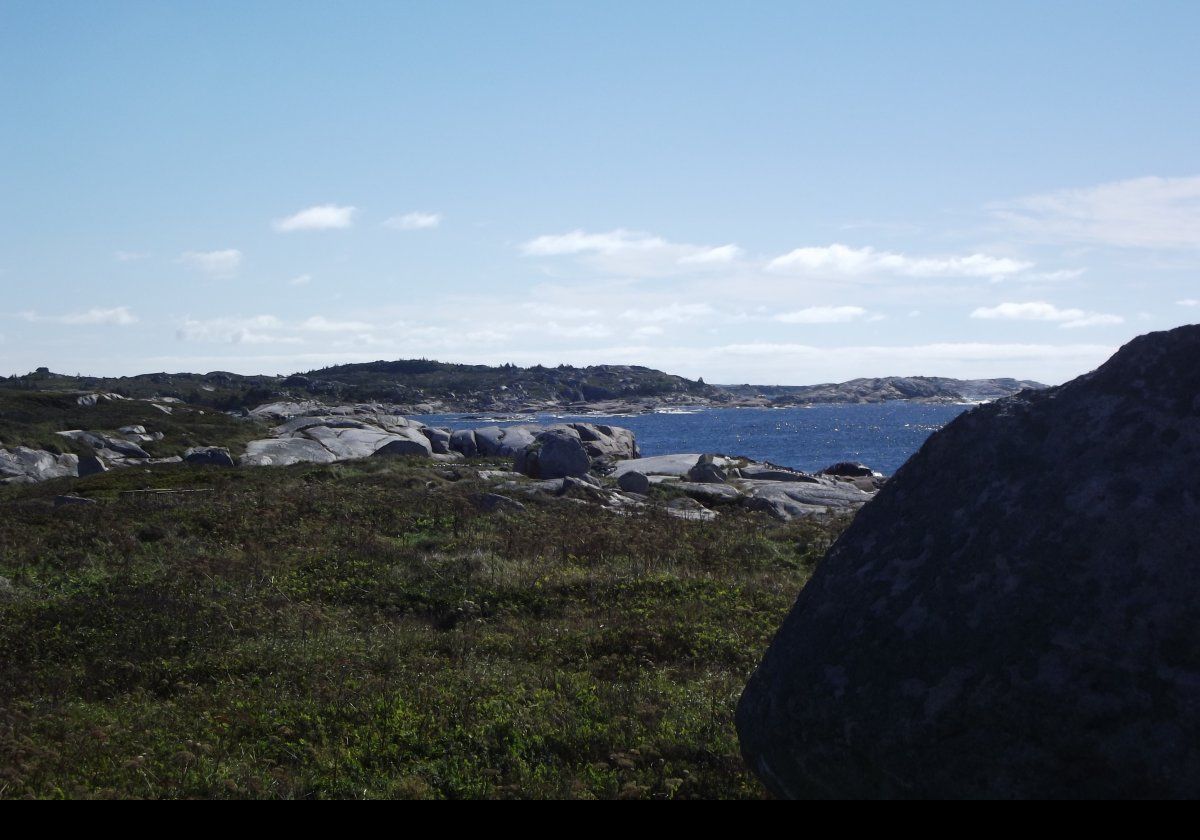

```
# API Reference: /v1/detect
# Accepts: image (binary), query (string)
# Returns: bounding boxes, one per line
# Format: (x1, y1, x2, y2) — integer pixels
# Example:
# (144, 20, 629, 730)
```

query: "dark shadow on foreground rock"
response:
(737, 324, 1200, 799)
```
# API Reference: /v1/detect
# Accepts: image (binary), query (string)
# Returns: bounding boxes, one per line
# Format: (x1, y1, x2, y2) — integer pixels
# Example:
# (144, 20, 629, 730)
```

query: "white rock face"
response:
(242, 404, 443, 467)
(0, 447, 79, 483)
(612, 454, 733, 477)
(738, 478, 873, 518)
(242, 405, 640, 473)
(57, 430, 151, 461)
(611, 453, 879, 520)
(75, 392, 125, 407)
(251, 401, 415, 423)
(242, 438, 339, 467)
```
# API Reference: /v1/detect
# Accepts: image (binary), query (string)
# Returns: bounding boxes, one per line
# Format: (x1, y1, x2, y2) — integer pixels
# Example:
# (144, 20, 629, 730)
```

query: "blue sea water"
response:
(415, 402, 974, 475)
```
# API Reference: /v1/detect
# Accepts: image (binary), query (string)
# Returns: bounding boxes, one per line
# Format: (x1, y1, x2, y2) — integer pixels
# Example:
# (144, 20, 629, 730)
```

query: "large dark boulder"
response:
(514, 429, 592, 479)
(77, 454, 109, 476)
(617, 470, 651, 494)
(184, 446, 235, 467)
(567, 422, 639, 461)
(817, 461, 874, 478)
(421, 427, 453, 455)
(449, 429, 478, 457)
(737, 325, 1200, 799)
(686, 454, 728, 484)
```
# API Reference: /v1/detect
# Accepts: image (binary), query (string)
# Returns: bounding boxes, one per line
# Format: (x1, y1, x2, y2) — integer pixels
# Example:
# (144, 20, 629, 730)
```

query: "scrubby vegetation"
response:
(0, 391, 266, 458)
(287, 360, 717, 405)
(0, 457, 849, 799)
(1, 360, 718, 412)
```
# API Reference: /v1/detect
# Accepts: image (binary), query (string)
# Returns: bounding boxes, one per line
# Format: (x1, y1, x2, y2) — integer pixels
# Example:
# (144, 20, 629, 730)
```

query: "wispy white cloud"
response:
(716, 341, 1113, 363)
(1057, 313, 1125, 329)
(544, 322, 612, 339)
(523, 229, 669, 257)
(970, 301, 1123, 329)
(619, 303, 716, 323)
(289, 274, 313, 286)
(178, 313, 386, 345)
(177, 315, 296, 345)
(991, 175, 1200, 249)
(1177, 298, 1199, 307)
(775, 305, 869, 324)
(1023, 268, 1087, 283)
(520, 303, 602, 319)
(22, 306, 139, 326)
(114, 250, 150, 262)
(383, 211, 442, 231)
(299, 316, 374, 332)
(273, 204, 356, 232)
(631, 325, 664, 338)
(678, 244, 743, 264)
(767, 243, 1031, 279)
(179, 249, 242, 277)
(522, 229, 742, 276)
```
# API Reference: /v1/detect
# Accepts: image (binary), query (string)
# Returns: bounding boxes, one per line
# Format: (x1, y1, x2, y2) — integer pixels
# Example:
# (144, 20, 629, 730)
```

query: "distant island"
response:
(718, 376, 1046, 406)
(2, 361, 1044, 414)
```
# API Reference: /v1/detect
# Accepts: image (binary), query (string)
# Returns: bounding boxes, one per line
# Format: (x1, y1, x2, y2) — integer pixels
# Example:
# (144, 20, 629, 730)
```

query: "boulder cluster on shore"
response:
(2, 398, 883, 521)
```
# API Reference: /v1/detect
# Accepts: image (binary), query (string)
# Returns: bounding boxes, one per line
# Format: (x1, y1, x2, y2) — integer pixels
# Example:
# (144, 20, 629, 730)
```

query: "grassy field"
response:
(0, 457, 848, 799)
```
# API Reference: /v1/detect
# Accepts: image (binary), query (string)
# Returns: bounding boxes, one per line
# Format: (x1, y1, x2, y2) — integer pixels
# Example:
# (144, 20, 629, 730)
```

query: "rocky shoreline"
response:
(2, 398, 884, 522)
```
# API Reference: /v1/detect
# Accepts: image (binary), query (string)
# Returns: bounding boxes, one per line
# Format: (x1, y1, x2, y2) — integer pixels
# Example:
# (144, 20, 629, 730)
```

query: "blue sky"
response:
(2, 1, 1198, 384)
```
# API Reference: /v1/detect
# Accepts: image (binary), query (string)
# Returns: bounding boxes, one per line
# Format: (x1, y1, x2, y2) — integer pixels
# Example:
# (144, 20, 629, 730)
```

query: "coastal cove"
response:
(415, 402, 971, 476)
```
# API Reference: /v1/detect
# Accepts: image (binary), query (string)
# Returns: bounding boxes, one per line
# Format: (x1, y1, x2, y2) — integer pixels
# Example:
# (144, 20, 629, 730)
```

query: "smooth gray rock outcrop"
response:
(462, 422, 639, 474)
(687, 455, 728, 484)
(664, 497, 718, 521)
(242, 404, 638, 473)
(421, 427, 452, 454)
(474, 425, 539, 457)
(674, 481, 742, 505)
(737, 325, 1200, 799)
(567, 422, 639, 461)
(0, 447, 79, 484)
(609, 453, 875, 520)
(739, 478, 872, 519)
(374, 435, 434, 458)
(612, 454, 734, 478)
(243, 405, 443, 467)
(57, 430, 150, 461)
(242, 437, 340, 467)
(739, 464, 818, 483)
